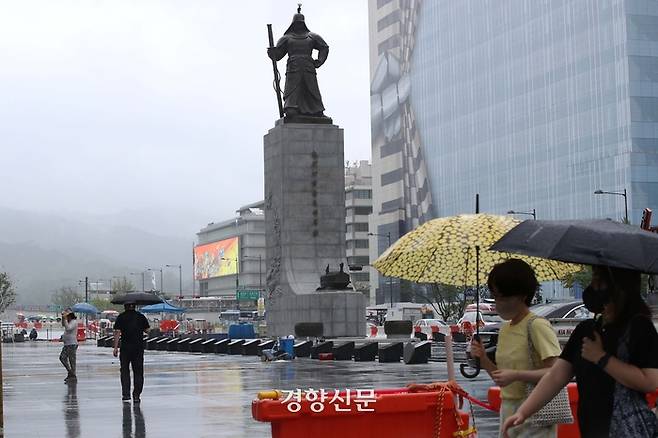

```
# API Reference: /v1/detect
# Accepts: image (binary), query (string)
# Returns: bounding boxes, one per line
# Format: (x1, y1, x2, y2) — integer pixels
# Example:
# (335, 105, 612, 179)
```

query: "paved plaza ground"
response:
(2, 341, 498, 437)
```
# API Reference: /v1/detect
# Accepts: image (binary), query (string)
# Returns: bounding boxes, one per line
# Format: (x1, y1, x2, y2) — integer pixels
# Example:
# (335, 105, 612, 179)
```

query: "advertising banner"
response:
(194, 237, 239, 280)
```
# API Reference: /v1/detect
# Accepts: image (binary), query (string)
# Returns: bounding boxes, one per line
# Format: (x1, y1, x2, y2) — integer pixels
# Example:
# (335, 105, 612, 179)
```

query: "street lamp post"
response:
(507, 209, 537, 220)
(77, 277, 89, 303)
(221, 257, 240, 311)
(77, 277, 89, 328)
(258, 255, 262, 290)
(368, 232, 393, 308)
(242, 255, 264, 314)
(594, 188, 628, 223)
(166, 264, 183, 299)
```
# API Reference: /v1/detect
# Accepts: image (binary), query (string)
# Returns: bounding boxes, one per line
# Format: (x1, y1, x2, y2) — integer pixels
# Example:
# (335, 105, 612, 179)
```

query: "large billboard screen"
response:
(194, 237, 239, 280)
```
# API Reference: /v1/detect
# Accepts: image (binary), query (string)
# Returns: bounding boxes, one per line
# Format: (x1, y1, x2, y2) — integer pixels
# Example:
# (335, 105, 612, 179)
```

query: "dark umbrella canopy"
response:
(111, 292, 163, 306)
(490, 219, 658, 274)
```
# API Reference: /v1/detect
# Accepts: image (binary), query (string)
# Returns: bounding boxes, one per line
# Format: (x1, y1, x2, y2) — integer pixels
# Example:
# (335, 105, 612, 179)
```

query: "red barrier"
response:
(160, 319, 179, 333)
(87, 321, 99, 333)
(253, 387, 471, 438)
(76, 323, 86, 342)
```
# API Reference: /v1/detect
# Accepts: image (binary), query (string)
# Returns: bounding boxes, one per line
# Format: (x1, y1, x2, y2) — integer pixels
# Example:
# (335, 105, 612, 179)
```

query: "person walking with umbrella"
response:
(60, 309, 78, 382)
(113, 301, 150, 403)
(503, 266, 658, 437)
(470, 259, 563, 438)
(492, 220, 658, 437)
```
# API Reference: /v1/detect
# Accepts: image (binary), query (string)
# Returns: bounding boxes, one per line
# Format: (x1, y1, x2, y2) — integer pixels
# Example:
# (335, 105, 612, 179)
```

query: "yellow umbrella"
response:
(373, 214, 581, 286)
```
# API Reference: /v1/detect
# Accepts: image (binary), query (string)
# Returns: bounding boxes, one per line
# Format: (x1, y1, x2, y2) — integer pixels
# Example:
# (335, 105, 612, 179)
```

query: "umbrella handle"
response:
(459, 359, 481, 379)
(460, 333, 482, 379)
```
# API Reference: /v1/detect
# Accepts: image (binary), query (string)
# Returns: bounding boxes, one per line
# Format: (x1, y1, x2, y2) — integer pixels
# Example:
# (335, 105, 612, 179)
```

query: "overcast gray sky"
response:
(0, 0, 371, 232)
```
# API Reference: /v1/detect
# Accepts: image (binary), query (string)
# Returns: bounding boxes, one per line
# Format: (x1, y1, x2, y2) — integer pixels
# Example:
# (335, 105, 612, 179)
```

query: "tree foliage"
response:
(429, 283, 466, 322)
(0, 272, 17, 313)
(90, 298, 122, 312)
(561, 266, 593, 291)
(112, 277, 135, 293)
(51, 286, 83, 309)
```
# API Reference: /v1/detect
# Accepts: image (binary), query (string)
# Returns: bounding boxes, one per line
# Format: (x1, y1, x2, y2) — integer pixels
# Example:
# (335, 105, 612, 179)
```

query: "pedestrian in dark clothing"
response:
(503, 266, 658, 438)
(113, 302, 150, 403)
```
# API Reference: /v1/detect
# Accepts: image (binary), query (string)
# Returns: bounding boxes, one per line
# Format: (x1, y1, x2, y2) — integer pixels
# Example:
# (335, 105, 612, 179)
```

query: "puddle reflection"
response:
(122, 403, 146, 438)
(64, 381, 80, 438)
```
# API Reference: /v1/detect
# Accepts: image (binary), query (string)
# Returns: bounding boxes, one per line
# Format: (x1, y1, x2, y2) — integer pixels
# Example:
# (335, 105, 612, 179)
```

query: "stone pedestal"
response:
(266, 290, 366, 338)
(264, 121, 365, 337)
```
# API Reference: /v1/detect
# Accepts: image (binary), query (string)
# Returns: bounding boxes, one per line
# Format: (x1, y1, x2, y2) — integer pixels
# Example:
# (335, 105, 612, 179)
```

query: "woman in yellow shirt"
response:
(471, 259, 561, 438)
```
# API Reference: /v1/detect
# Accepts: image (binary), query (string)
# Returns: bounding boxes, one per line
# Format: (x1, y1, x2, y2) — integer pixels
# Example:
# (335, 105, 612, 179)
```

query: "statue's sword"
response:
(267, 24, 285, 119)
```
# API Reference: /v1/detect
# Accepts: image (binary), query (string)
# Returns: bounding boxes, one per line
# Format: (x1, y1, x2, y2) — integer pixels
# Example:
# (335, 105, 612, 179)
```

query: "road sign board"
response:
(236, 290, 260, 301)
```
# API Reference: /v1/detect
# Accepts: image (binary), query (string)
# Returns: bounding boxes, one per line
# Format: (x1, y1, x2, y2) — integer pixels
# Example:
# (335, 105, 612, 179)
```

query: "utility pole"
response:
(222, 257, 240, 311)
(236, 257, 240, 312)
(594, 188, 629, 223)
(192, 242, 196, 298)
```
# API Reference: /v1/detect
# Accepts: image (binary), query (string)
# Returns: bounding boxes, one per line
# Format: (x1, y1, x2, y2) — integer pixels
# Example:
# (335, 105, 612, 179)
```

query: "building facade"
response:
(345, 161, 373, 299)
(369, 0, 658, 301)
(195, 201, 266, 300)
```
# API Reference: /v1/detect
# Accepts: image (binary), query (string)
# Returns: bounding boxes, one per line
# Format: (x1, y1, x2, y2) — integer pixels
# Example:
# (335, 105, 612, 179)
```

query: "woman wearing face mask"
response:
(471, 259, 561, 438)
(502, 266, 658, 438)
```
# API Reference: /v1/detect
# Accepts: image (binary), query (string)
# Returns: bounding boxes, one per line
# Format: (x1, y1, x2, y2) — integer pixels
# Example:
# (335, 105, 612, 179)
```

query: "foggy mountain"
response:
(0, 206, 196, 304)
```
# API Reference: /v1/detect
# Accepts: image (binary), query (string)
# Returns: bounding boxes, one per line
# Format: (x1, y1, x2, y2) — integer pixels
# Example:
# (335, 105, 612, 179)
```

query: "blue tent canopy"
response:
(140, 301, 186, 314)
(71, 302, 99, 314)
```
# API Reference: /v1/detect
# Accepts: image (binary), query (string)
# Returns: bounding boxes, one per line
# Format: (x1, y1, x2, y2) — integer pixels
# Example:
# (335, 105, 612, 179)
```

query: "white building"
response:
(345, 160, 373, 301)
(195, 201, 266, 302)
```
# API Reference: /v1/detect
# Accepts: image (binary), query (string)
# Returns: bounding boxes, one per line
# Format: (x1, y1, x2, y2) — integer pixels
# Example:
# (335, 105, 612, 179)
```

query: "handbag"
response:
(525, 316, 574, 427)
(610, 319, 658, 437)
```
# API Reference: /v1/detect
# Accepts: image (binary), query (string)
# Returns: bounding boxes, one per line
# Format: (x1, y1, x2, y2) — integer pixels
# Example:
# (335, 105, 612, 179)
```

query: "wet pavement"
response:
(3, 342, 499, 437)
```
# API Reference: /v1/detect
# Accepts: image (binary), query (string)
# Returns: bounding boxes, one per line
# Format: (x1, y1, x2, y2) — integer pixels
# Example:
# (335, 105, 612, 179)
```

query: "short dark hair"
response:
(487, 259, 539, 306)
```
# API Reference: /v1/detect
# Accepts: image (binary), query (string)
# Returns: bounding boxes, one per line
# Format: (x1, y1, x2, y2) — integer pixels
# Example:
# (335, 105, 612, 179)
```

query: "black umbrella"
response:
(111, 292, 163, 306)
(490, 219, 658, 274)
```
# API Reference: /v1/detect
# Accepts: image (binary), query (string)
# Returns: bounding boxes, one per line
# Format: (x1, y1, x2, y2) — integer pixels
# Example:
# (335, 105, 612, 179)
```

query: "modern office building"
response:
(345, 161, 373, 298)
(369, 0, 658, 302)
(195, 201, 266, 300)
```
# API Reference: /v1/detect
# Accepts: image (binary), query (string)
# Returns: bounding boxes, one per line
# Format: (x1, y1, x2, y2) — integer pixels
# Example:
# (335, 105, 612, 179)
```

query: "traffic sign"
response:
(236, 290, 260, 301)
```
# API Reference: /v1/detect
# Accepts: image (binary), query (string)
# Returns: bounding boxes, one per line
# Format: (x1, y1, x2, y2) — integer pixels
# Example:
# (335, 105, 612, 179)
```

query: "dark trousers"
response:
(120, 345, 144, 399)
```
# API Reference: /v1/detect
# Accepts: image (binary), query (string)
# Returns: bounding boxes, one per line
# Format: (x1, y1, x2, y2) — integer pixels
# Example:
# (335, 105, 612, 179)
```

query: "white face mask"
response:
(494, 296, 525, 321)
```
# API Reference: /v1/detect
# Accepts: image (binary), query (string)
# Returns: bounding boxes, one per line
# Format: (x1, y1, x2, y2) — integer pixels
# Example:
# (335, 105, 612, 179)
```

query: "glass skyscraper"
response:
(368, 0, 658, 303)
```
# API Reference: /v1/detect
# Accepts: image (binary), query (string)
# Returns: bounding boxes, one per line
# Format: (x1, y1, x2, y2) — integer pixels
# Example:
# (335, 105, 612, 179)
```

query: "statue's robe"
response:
(270, 32, 329, 116)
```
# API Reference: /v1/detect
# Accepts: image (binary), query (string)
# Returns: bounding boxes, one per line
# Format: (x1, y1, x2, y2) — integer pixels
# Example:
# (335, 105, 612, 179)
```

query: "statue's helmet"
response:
(284, 9, 310, 35)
